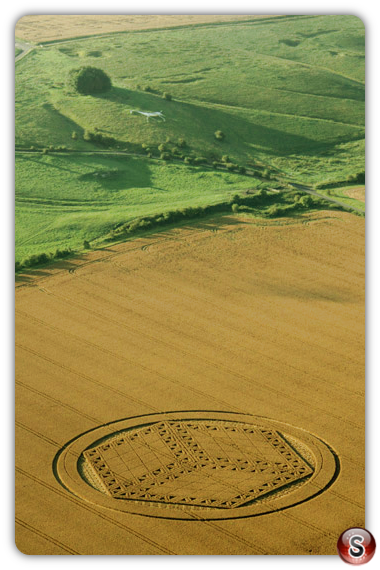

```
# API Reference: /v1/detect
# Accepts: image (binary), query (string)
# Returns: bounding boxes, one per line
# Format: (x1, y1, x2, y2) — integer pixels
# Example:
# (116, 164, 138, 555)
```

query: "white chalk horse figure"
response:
(130, 110, 166, 122)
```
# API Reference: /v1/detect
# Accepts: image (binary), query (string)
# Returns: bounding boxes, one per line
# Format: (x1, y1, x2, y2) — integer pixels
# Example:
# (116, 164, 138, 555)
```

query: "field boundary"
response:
(15, 145, 364, 273)
(19, 15, 315, 46)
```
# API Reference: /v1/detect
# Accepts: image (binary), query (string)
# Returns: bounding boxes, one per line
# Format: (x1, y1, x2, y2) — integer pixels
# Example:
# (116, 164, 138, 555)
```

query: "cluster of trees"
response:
(141, 140, 222, 167)
(348, 171, 365, 184)
(316, 171, 365, 190)
(142, 142, 255, 177)
(140, 85, 173, 100)
(230, 190, 336, 218)
(16, 248, 72, 272)
(83, 129, 119, 147)
(68, 66, 112, 95)
(213, 155, 246, 174)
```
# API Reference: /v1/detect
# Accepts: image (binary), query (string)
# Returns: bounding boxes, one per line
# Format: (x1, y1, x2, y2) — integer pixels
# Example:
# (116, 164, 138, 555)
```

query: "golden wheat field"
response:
(15, 15, 268, 43)
(15, 211, 364, 555)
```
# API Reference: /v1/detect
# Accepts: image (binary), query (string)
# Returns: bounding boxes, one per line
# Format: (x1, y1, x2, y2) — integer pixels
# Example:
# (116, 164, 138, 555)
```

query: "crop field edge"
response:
(15, 15, 316, 45)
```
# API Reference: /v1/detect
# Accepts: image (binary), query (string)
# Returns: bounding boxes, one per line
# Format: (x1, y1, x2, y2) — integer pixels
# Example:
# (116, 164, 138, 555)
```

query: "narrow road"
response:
(288, 182, 364, 214)
(15, 40, 35, 62)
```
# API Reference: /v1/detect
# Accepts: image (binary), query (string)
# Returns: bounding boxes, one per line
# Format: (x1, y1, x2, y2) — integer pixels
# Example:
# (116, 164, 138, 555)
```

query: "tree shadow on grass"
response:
(77, 156, 154, 190)
(17, 153, 80, 175)
(95, 86, 163, 109)
(95, 86, 363, 158)
(18, 153, 155, 191)
(93, 86, 128, 104)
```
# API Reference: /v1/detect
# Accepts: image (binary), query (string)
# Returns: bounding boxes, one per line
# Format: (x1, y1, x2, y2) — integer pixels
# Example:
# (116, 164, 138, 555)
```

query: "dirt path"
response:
(15, 40, 35, 62)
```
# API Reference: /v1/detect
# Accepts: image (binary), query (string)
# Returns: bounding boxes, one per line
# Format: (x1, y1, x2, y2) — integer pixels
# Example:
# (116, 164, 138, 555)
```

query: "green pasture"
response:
(15, 15, 365, 264)
(16, 15, 364, 182)
(15, 153, 260, 260)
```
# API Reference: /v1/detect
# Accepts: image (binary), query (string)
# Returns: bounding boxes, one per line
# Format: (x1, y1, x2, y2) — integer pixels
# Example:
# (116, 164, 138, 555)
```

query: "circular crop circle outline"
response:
(54, 411, 339, 521)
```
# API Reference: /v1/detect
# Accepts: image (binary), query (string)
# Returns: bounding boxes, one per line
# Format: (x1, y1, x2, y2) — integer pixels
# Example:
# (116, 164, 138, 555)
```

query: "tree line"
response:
(16, 192, 351, 275)
(15, 248, 72, 273)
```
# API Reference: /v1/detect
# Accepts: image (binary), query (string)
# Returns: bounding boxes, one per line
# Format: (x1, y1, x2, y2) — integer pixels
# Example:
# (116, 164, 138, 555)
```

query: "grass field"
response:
(15, 153, 260, 261)
(15, 15, 365, 261)
(15, 212, 365, 554)
(16, 15, 364, 186)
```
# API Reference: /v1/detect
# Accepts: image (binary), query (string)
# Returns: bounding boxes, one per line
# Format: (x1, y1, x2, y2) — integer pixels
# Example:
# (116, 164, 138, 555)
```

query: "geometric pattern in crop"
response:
(81, 420, 313, 509)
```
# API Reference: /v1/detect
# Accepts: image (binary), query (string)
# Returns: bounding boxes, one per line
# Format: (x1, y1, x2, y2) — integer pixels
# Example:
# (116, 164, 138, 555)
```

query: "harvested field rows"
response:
(15, 211, 365, 554)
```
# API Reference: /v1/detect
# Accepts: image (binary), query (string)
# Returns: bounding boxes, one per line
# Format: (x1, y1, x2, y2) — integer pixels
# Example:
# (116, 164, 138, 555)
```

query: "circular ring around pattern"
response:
(54, 411, 339, 521)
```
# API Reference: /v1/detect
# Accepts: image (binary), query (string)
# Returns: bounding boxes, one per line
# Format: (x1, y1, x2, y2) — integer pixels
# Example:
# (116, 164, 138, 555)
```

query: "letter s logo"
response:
(349, 535, 365, 558)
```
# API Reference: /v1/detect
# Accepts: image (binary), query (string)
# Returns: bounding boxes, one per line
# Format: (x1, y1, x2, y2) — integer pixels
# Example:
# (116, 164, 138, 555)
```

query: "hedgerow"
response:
(16, 248, 72, 272)
(15, 189, 347, 274)
(107, 188, 342, 242)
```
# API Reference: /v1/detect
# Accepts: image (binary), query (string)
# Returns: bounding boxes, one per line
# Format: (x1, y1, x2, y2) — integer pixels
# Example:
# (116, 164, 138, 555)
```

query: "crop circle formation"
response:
(55, 411, 339, 520)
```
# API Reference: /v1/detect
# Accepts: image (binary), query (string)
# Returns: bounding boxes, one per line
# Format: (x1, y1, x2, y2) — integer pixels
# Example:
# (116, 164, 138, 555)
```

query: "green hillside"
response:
(15, 15, 365, 263)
